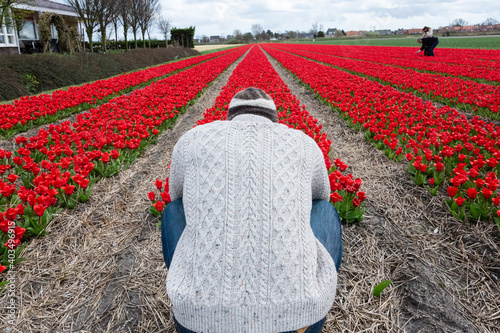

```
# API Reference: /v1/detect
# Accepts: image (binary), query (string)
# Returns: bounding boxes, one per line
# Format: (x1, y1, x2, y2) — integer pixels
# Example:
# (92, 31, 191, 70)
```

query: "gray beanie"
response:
(227, 87, 279, 122)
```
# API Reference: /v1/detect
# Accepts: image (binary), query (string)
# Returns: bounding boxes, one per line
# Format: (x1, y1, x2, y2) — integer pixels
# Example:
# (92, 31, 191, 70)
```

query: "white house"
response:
(0, 0, 81, 54)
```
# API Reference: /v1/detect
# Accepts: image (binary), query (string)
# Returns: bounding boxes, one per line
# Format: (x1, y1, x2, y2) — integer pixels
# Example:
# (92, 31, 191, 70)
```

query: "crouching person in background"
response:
(161, 87, 343, 333)
(417, 37, 439, 56)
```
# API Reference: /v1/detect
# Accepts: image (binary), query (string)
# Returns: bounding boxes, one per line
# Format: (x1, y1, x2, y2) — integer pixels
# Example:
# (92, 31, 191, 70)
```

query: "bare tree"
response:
(96, 0, 117, 53)
(310, 22, 318, 34)
(138, 0, 160, 48)
(233, 29, 242, 43)
(450, 18, 468, 27)
(251, 23, 263, 38)
(115, 0, 130, 50)
(128, 0, 140, 48)
(483, 17, 499, 25)
(157, 15, 170, 47)
(67, 0, 100, 52)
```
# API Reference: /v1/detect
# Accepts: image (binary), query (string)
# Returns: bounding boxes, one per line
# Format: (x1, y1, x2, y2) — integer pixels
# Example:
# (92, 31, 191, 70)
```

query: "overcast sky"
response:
(157, 0, 500, 38)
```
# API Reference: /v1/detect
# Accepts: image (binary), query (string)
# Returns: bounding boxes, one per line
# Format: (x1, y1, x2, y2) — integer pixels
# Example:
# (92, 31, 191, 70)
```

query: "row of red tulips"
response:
(0, 45, 250, 279)
(269, 44, 500, 118)
(149, 46, 366, 223)
(306, 44, 500, 70)
(0, 48, 238, 139)
(287, 44, 500, 83)
(262, 45, 500, 231)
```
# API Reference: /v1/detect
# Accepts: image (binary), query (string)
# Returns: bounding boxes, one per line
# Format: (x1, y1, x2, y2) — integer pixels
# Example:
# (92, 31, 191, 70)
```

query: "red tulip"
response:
(14, 226, 26, 240)
(6, 174, 19, 183)
(482, 187, 493, 199)
(447, 186, 458, 197)
(33, 204, 47, 217)
(161, 191, 171, 203)
(466, 188, 478, 199)
(455, 197, 466, 206)
(154, 200, 165, 212)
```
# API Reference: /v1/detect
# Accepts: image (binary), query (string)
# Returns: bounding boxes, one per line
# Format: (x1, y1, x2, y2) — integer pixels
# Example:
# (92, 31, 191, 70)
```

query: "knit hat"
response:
(227, 87, 278, 122)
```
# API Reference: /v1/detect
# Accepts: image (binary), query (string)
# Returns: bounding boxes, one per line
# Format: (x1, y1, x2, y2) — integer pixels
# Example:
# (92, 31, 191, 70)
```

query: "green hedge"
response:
(0, 47, 200, 102)
(92, 39, 171, 51)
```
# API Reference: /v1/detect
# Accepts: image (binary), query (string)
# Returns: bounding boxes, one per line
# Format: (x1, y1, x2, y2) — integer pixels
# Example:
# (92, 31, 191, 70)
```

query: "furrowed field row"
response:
(279, 44, 500, 83)
(268, 44, 500, 119)
(262, 45, 500, 230)
(0, 47, 241, 139)
(0, 45, 250, 277)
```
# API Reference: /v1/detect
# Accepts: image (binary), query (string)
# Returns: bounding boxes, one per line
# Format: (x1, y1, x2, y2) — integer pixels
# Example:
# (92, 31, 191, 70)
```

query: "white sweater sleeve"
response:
(169, 135, 186, 201)
(311, 143, 330, 201)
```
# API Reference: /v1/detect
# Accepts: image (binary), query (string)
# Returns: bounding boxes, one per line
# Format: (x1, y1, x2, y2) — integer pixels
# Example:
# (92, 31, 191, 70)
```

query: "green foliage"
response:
(0, 0, 34, 28)
(22, 73, 39, 94)
(373, 280, 392, 297)
(170, 26, 196, 48)
(39, 12, 80, 54)
(115, 38, 168, 49)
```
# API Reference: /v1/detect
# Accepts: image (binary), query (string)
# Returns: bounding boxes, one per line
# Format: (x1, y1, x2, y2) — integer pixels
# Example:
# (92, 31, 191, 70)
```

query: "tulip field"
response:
(1, 43, 499, 332)
(261, 44, 500, 227)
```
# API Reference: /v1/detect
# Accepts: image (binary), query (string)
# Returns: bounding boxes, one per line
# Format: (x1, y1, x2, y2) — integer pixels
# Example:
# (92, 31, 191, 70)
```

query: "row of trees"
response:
(226, 22, 329, 44)
(449, 17, 499, 27)
(67, 0, 167, 52)
(224, 17, 499, 44)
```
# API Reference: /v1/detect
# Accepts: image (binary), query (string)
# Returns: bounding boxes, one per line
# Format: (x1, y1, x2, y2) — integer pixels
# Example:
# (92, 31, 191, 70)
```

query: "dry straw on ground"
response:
(0, 46, 499, 333)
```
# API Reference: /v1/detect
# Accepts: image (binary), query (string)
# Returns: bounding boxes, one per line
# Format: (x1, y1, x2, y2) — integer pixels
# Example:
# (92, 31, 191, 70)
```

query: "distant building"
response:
(374, 29, 392, 35)
(209, 35, 220, 43)
(346, 30, 366, 37)
(439, 23, 500, 34)
(326, 28, 337, 36)
(406, 28, 422, 35)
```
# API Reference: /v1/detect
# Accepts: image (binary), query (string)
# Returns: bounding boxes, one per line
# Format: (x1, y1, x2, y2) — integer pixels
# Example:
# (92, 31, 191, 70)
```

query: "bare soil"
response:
(194, 44, 243, 52)
(0, 46, 499, 333)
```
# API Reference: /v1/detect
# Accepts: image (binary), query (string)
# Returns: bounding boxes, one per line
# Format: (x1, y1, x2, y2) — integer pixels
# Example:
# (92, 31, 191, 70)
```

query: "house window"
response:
(18, 20, 36, 40)
(0, 21, 17, 46)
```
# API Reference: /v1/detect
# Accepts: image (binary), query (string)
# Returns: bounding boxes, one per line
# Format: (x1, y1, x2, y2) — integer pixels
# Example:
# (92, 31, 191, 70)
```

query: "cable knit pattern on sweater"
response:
(167, 114, 337, 333)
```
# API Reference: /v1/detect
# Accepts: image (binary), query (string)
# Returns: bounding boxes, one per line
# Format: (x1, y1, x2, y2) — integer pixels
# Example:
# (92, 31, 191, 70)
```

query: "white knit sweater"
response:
(167, 114, 337, 332)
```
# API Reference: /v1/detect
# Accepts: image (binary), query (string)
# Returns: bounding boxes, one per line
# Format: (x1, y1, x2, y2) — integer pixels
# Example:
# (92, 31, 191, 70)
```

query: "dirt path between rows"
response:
(1, 46, 499, 333)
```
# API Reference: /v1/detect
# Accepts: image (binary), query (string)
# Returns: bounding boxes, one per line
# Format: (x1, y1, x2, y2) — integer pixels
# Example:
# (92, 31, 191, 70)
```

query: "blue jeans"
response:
(162, 199, 343, 333)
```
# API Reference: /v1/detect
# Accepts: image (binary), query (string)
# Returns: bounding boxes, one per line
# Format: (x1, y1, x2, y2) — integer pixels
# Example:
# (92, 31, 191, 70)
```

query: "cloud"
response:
(155, 0, 500, 38)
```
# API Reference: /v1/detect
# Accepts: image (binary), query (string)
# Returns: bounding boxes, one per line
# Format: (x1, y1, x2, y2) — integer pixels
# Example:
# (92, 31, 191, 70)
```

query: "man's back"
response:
(167, 114, 337, 332)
